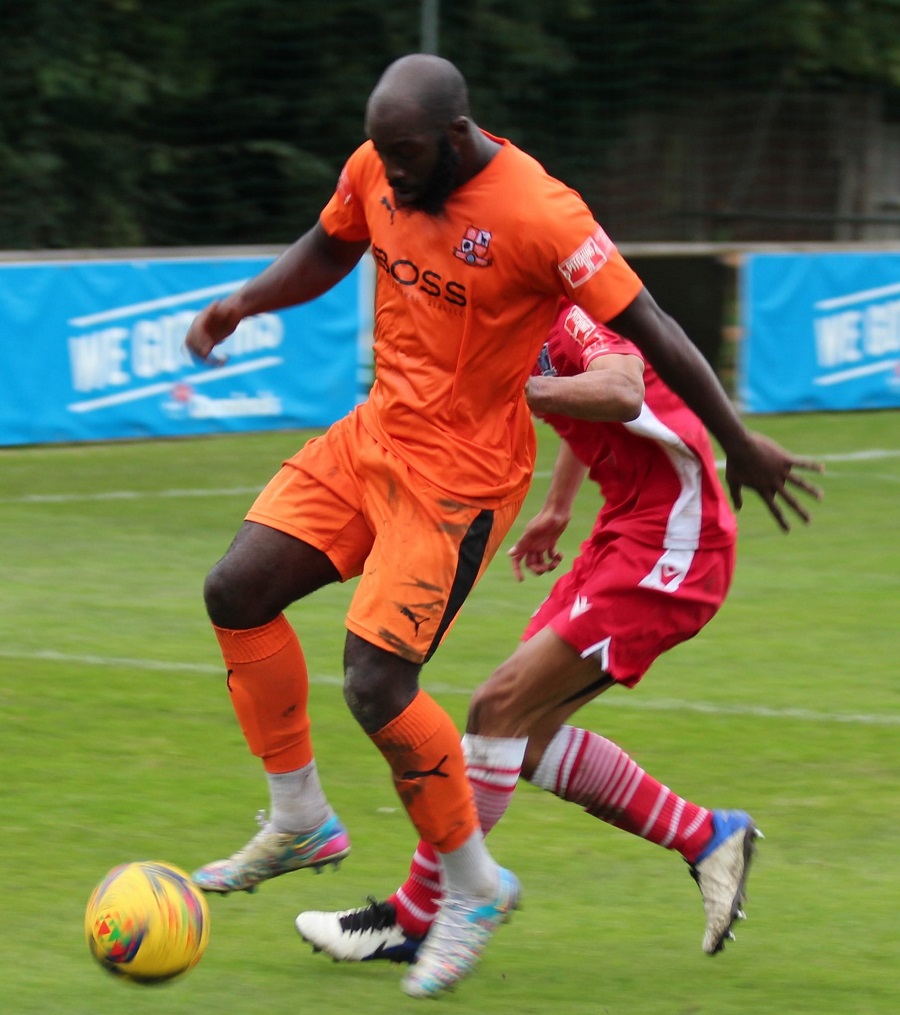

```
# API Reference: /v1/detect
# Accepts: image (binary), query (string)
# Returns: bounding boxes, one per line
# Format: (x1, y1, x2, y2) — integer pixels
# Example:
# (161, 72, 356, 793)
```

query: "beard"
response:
(405, 133, 461, 216)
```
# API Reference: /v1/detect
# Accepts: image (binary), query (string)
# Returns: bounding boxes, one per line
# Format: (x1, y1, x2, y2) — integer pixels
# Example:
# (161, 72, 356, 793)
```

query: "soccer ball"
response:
(85, 860, 210, 984)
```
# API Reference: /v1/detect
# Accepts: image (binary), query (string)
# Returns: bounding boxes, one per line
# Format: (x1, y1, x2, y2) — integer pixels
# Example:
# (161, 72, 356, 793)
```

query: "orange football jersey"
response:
(319, 133, 642, 505)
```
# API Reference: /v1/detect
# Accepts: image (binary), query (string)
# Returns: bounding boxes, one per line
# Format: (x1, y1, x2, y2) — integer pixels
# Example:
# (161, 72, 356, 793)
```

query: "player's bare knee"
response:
(343, 638, 420, 734)
(202, 560, 240, 628)
(343, 667, 416, 733)
(203, 556, 275, 629)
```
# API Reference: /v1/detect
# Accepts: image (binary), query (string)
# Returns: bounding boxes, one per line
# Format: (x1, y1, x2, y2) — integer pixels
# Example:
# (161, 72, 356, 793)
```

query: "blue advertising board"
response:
(0, 255, 367, 446)
(739, 252, 900, 413)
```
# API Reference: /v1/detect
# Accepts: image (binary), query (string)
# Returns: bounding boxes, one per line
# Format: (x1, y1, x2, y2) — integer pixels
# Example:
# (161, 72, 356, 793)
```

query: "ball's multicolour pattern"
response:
(85, 860, 210, 984)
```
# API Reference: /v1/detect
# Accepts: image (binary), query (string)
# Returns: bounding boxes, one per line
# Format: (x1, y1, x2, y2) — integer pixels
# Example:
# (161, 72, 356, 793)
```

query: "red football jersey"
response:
(535, 301, 737, 550)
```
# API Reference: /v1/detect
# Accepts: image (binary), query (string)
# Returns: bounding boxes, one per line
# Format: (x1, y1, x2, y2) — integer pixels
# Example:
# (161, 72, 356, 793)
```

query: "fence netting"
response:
(2, 1, 899, 249)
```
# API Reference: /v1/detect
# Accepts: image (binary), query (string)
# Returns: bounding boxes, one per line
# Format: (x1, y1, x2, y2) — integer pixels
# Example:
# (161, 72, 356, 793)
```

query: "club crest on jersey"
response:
(558, 228, 612, 287)
(537, 342, 557, 376)
(453, 225, 493, 267)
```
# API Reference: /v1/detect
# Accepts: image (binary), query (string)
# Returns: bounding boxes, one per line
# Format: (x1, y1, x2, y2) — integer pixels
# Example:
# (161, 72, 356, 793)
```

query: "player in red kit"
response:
(296, 298, 761, 964)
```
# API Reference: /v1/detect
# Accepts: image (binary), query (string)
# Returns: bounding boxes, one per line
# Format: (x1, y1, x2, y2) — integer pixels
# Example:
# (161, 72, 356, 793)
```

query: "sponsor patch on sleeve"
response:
(563, 304, 601, 347)
(558, 227, 615, 288)
(336, 167, 353, 205)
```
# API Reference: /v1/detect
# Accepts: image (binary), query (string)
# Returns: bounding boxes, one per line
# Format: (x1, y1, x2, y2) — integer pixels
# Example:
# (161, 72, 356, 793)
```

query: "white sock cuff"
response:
(530, 725, 578, 792)
(462, 732, 527, 771)
(267, 760, 332, 833)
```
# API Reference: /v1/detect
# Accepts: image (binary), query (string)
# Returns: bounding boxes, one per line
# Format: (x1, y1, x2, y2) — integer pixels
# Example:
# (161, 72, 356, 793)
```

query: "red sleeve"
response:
(581, 321, 643, 369)
(556, 302, 644, 371)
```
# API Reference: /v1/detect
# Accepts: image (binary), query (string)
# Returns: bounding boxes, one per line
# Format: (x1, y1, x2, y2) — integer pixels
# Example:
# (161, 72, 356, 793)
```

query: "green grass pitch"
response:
(1, 410, 897, 1014)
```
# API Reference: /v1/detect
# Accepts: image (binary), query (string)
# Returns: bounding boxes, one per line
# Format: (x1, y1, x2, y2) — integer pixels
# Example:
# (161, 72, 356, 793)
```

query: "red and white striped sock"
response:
(462, 733, 526, 836)
(388, 842, 441, 940)
(530, 725, 713, 863)
(388, 733, 526, 937)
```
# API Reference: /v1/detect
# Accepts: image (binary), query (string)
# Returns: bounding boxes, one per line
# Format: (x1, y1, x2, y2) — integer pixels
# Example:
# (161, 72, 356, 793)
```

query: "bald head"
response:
(367, 54, 470, 131)
(364, 54, 498, 215)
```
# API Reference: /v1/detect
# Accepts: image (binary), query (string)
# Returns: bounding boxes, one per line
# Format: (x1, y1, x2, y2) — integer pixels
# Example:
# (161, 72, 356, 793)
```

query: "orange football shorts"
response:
(246, 407, 527, 664)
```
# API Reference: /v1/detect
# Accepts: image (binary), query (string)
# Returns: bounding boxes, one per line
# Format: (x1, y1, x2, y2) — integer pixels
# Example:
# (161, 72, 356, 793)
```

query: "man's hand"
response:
(183, 298, 242, 365)
(725, 431, 824, 531)
(508, 510, 568, 581)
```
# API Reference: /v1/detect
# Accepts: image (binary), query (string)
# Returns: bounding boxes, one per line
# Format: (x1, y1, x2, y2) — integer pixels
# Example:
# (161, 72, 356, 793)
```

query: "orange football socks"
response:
(213, 614, 313, 775)
(370, 690, 478, 853)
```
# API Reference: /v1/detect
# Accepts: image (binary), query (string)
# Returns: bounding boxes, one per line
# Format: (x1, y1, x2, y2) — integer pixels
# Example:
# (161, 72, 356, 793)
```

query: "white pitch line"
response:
(2, 486, 264, 505)
(1, 449, 898, 506)
(1, 648, 896, 727)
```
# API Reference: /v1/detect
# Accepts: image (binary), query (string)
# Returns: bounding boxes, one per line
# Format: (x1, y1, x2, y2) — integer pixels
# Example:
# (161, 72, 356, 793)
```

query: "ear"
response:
(447, 115, 470, 143)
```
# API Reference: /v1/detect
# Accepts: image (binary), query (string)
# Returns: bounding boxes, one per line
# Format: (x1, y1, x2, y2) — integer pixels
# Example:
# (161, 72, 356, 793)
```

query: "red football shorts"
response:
(521, 528, 736, 687)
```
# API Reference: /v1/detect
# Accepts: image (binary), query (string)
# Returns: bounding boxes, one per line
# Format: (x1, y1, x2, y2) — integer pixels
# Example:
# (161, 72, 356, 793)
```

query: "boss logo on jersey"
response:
(563, 304, 601, 347)
(453, 225, 493, 267)
(558, 228, 614, 287)
(371, 245, 467, 307)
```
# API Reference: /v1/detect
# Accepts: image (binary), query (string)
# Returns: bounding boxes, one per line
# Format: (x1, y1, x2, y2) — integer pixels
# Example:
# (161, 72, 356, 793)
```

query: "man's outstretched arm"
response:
(607, 288, 823, 530)
(184, 223, 370, 362)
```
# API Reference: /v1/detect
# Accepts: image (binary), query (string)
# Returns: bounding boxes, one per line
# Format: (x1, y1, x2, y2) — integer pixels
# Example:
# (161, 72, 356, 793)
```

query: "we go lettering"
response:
(68, 311, 284, 393)
(814, 299, 900, 368)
